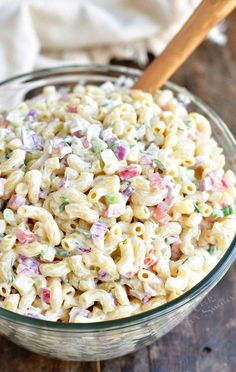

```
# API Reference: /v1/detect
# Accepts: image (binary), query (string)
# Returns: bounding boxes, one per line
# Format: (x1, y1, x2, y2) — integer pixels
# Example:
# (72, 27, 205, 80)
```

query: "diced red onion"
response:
(18, 256, 40, 274)
(122, 184, 135, 197)
(199, 177, 213, 191)
(32, 134, 44, 150)
(104, 204, 125, 218)
(19, 255, 32, 264)
(27, 110, 38, 119)
(59, 175, 69, 189)
(90, 222, 107, 241)
(97, 270, 108, 281)
(141, 294, 152, 304)
(105, 136, 118, 146)
(16, 265, 31, 275)
(100, 128, 116, 142)
(76, 246, 91, 254)
(129, 289, 151, 304)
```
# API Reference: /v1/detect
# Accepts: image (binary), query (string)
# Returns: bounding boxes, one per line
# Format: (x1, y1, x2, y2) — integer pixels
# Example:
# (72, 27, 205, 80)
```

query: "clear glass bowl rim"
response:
(0, 64, 235, 332)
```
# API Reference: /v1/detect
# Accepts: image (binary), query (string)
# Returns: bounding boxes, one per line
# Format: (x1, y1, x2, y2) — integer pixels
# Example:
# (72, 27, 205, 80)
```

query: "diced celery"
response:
(105, 193, 121, 204)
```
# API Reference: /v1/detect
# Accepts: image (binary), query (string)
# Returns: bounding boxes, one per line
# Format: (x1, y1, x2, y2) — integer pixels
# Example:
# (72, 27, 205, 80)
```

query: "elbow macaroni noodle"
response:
(0, 82, 235, 322)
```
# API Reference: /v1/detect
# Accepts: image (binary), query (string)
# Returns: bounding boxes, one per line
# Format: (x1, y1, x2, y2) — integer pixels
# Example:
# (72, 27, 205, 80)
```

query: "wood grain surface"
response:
(133, 0, 236, 91)
(1, 11, 236, 372)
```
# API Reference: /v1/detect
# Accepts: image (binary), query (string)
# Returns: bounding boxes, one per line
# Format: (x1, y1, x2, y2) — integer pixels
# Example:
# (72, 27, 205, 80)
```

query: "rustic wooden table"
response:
(1, 11, 235, 372)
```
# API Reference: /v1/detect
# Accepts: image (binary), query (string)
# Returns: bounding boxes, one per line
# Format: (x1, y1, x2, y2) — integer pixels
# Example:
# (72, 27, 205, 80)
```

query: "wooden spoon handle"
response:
(134, 0, 236, 91)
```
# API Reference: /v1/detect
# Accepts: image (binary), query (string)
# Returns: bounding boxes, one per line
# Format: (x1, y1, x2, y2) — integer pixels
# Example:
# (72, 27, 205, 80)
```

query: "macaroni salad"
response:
(0, 82, 235, 322)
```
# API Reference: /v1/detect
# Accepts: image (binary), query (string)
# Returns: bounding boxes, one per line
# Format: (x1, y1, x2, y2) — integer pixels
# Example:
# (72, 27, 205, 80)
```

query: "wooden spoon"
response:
(134, 0, 236, 91)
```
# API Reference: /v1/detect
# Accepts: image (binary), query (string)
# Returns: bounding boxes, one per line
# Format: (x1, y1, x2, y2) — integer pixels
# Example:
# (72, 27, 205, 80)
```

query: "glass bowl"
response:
(0, 65, 235, 361)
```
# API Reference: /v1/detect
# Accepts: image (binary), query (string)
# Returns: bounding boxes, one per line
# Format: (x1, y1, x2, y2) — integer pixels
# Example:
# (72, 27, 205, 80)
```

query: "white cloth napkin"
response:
(0, 0, 205, 80)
